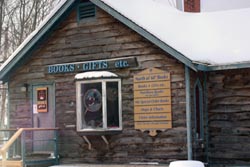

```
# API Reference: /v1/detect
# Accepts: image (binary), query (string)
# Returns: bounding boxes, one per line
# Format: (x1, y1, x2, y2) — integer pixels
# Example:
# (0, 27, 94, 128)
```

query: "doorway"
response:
(32, 83, 55, 152)
(193, 79, 206, 161)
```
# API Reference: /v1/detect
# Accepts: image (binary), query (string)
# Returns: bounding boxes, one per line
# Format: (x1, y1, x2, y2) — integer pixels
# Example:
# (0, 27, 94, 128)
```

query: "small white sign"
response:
(33, 104, 38, 114)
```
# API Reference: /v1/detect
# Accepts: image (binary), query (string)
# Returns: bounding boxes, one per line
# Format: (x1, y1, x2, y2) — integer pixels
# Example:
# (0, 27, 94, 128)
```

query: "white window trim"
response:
(76, 78, 122, 132)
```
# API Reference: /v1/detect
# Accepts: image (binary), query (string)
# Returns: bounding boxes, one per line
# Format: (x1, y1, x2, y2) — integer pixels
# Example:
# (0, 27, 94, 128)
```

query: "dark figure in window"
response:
(83, 89, 103, 128)
(107, 82, 119, 128)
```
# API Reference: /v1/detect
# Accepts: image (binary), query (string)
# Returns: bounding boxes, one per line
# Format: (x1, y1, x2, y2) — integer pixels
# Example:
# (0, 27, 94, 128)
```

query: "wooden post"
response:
(185, 65, 192, 160)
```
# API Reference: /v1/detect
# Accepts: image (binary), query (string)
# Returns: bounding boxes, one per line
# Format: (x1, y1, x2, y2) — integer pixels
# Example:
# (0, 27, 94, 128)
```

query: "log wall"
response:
(208, 69, 250, 166)
(7, 6, 188, 164)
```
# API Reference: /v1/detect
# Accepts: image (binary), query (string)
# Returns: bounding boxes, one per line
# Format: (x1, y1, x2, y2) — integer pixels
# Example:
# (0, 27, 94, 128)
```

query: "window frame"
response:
(76, 78, 122, 132)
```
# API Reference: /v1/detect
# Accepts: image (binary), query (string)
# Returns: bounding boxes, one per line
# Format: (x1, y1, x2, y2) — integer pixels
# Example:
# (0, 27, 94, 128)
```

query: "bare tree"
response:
(0, 0, 3, 47)
(0, 0, 60, 128)
(1, 0, 58, 59)
(0, 0, 7, 61)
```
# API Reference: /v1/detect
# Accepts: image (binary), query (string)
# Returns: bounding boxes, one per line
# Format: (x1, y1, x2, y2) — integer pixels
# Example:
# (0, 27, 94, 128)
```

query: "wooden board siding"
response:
(208, 69, 250, 166)
(7, 7, 187, 164)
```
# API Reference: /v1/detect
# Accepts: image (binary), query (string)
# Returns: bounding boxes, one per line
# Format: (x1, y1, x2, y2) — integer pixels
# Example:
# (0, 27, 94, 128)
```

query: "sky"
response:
(201, 0, 250, 12)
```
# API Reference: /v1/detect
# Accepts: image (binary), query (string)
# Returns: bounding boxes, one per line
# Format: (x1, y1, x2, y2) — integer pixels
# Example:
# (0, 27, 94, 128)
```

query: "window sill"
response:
(77, 129, 122, 136)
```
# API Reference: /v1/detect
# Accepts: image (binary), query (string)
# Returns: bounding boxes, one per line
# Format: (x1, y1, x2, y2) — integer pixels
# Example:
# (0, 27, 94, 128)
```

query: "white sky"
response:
(201, 0, 250, 12)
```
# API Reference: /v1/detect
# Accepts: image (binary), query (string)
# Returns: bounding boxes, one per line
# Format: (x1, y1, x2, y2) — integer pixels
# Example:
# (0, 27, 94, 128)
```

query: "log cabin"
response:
(1, 0, 250, 166)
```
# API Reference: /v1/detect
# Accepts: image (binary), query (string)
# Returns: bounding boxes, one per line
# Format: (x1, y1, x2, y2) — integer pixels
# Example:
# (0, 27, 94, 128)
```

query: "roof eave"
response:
(195, 61, 250, 71)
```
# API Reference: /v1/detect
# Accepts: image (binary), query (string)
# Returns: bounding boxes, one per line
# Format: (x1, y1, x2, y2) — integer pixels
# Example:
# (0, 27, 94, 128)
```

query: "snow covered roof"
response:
(99, 0, 250, 67)
(1, 0, 250, 82)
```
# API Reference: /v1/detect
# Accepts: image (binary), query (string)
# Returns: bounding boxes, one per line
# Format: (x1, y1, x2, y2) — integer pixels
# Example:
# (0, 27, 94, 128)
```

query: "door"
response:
(193, 79, 206, 162)
(32, 83, 55, 152)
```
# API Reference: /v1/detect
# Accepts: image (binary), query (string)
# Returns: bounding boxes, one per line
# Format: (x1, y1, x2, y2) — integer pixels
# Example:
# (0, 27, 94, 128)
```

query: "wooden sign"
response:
(134, 89, 171, 98)
(134, 121, 172, 129)
(36, 87, 48, 113)
(134, 68, 172, 136)
(134, 113, 172, 121)
(134, 105, 171, 114)
(134, 81, 171, 90)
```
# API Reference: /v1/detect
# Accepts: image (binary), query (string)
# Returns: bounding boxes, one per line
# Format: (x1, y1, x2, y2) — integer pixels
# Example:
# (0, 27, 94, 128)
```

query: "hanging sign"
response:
(36, 87, 48, 113)
(134, 68, 172, 136)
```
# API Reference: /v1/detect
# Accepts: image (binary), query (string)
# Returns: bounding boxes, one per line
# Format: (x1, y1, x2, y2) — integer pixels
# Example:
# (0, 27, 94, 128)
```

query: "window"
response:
(76, 72, 122, 132)
(77, 1, 96, 22)
(194, 79, 204, 140)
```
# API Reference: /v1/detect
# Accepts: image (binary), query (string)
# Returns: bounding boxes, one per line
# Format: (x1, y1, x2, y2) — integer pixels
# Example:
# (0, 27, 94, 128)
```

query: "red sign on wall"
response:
(37, 87, 48, 112)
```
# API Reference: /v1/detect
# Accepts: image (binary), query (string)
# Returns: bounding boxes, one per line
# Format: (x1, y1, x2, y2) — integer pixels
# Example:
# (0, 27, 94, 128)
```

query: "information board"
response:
(134, 68, 172, 136)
